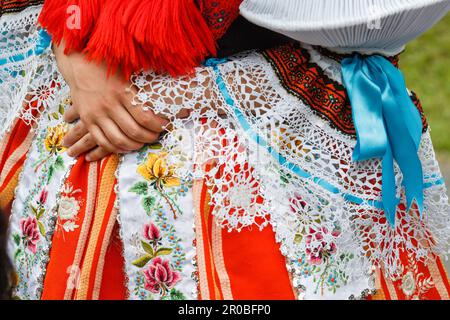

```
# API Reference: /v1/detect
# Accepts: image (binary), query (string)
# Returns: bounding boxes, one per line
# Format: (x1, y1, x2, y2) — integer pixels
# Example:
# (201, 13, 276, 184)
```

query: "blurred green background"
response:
(402, 13, 450, 171)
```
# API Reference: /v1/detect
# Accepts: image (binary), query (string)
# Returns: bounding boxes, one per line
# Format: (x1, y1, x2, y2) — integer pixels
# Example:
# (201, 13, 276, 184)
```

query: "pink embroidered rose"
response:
(144, 223, 161, 242)
(39, 189, 48, 205)
(305, 227, 340, 265)
(143, 257, 181, 294)
(20, 216, 40, 254)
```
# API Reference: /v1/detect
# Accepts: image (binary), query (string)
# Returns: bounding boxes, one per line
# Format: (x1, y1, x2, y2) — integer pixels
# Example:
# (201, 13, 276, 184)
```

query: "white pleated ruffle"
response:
(240, 0, 450, 54)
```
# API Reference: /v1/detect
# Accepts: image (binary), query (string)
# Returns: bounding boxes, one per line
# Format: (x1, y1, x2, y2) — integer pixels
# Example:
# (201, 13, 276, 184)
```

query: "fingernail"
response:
(85, 155, 92, 162)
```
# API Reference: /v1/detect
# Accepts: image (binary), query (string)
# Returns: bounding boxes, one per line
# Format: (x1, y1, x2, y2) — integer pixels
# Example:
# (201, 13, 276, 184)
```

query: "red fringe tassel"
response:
(38, 0, 218, 78)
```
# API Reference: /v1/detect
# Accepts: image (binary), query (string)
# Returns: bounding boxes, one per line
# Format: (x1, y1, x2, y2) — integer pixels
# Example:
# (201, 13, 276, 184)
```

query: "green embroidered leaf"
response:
(142, 196, 156, 213)
(141, 241, 154, 256)
(54, 156, 65, 170)
(14, 249, 22, 261)
(47, 165, 55, 183)
(155, 248, 173, 257)
(37, 208, 45, 220)
(131, 254, 153, 268)
(280, 175, 289, 184)
(37, 221, 46, 236)
(30, 206, 38, 216)
(51, 112, 60, 120)
(129, 182, 148, 195)
(58, 104, 65, 115)
(169, 289, 185, 300)
(13, 234, 20, 246)
(148, 143, 163, 150)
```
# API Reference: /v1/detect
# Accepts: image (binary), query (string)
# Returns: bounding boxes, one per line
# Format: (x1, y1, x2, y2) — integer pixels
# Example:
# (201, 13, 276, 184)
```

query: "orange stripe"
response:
(0, 155, 27, 195)
(42, 159, 97, 300)
(0, 131, 34, 186)
(211, 218, 233, 299)
(196, 174, 225, 300)
(428, 258, 450, 299)
(63, 161, 98, 300)
(203, 186, 224, 299)
(0, 125, 13, 164)
(193, 179, 210, 300)
(378, 270, 392, 300)
(0, 118, 33, 171)
(86, 178, 118, 300)
(370, 269, 387, 300)
(0, 168, 21, 211)
(97, 224, 127, 300)
(92, 208, 118, 300)
(75, 156, 119, 300)
(0, 118, 34, 212)
(435, 257, 450, 294)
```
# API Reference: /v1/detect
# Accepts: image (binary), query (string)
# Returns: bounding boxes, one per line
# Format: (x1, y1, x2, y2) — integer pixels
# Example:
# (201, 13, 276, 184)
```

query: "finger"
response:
(107, 104, 160, 144)
(64, 105, 79, 123)
(94, 118, 144, 152)
(62, 121, 88, 147)
(89, 125, 120, 154)
(66, 133, 97, 158)
(85, 147, 112, 162)
(121, 90, 169, 133)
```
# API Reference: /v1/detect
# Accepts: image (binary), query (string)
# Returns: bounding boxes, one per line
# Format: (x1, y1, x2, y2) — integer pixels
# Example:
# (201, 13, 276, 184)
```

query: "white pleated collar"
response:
(240, 0, 450, 53)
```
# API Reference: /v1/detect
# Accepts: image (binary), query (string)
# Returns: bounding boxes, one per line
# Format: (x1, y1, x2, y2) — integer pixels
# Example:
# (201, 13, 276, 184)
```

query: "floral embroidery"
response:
(137, 152, 181, 188)
(399, 254, 435, 300)
(131, 220, 186, 300)
(19, 216, 40, 254)
(44, 125, 66, 154)
(305, 226, 340, 266)
(34, 122, 67, 177)
(134, 151, 182, 219)
(132, 222, 174, 268)
(401, 272, 416, 297)
(55, 183, 81, 235)
(10, 91, 72, 298)
(289, 195, 353, 296)
(143, 257, 181, 295)
(293, 251, 354, 295)
(27, 189, 48, 238)
(200, 0, 242, 40)
(0, 0, 45, 16)
(128, 148, 192, 300)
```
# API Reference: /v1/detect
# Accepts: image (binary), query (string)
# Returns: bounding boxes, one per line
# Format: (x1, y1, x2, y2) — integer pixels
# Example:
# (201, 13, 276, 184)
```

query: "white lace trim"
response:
(130, 46, 450, 288)
(0, 5, 46, 136)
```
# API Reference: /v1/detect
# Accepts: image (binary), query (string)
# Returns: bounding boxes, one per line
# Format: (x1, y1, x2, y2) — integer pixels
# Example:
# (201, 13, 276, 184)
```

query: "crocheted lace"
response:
(130, 49, 450, 283)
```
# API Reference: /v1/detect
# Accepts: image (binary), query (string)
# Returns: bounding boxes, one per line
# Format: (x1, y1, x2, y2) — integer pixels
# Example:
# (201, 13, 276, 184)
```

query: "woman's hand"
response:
(63, 111, 117, 161)
(54, 43, 169, 160)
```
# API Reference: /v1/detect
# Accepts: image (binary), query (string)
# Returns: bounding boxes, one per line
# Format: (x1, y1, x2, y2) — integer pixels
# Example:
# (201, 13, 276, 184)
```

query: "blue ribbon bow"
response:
(341, 54, 424, 226)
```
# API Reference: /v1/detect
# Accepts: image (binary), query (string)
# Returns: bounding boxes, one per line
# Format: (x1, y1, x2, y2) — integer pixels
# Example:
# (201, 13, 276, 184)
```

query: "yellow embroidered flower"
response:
(137, 152, 181, 188)
(44, 124, 67, 154)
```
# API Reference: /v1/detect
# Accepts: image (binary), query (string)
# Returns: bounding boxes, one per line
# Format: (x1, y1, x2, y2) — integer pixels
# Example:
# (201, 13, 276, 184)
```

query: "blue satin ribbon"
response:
(341, 54, 424, 226)
(205, 57, 442, 219)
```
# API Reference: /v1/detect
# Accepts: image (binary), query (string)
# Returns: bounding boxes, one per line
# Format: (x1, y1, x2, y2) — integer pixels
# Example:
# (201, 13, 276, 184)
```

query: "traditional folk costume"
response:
(1, 0, 450, 300)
